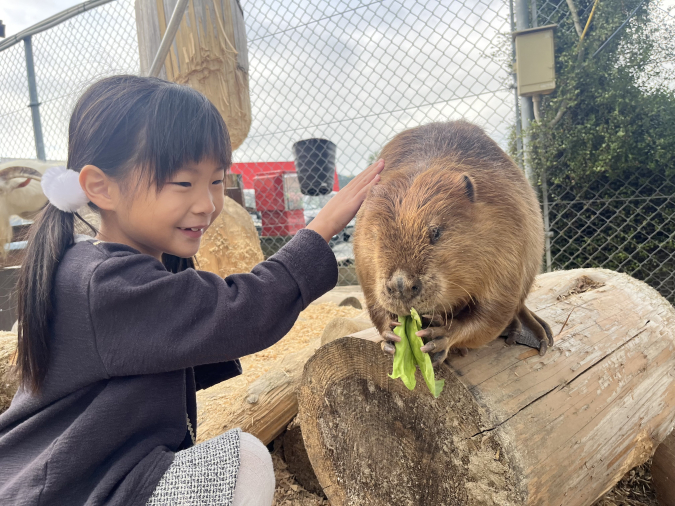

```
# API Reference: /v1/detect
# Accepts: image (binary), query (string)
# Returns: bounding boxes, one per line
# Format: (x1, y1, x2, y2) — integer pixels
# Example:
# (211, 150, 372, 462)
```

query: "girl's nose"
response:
(194, 190, 217, 215)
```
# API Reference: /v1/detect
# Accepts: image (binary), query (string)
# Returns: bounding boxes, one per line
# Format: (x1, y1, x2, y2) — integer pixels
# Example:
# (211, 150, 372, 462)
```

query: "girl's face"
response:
(108, 159, 225, 260)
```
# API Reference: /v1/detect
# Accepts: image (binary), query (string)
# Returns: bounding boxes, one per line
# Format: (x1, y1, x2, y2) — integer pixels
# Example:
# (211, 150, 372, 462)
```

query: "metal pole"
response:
(509, 0, 523, 168)
(531, 0, 539, 28)
(148, 0, 189, 78)
(515, 0, 534, 184)
(541, 171, 552, 272)
(515, 0, 550, 270)
(24, 36, 46, 161)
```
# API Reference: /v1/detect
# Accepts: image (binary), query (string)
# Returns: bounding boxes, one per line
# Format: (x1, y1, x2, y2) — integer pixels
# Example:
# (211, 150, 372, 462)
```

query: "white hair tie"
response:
(41, 166, 89, 213)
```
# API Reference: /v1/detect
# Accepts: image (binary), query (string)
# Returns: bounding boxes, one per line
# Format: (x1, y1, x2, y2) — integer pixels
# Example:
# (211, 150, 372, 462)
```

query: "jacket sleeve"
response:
(194, 360, 243, 391)
(88, 229, 338, 377)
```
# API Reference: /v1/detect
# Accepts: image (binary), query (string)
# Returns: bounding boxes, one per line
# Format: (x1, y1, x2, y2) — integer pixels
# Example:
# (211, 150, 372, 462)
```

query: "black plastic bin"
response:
(292, 138, 336, 196)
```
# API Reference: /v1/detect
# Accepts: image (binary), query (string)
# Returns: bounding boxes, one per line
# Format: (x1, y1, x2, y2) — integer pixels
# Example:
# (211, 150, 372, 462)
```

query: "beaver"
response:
(353, 120, 553, 365)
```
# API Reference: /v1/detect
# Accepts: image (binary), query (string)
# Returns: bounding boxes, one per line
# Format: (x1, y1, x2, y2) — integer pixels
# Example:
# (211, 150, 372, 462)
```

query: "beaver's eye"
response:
(430, 226, 442, 244)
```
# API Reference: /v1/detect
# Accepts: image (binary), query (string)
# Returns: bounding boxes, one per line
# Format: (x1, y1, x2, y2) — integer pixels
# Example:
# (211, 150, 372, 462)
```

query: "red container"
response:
(254, 171, 285, 211)
(261, 210, 305, 237)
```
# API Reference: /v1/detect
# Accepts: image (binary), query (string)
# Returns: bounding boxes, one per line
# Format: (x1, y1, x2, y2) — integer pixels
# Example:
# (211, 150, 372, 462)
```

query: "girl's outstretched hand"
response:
(307, 159, 384, 242)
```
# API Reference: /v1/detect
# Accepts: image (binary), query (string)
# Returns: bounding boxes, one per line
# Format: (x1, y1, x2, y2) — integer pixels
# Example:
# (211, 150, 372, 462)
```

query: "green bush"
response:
(521, 0, 675, 302)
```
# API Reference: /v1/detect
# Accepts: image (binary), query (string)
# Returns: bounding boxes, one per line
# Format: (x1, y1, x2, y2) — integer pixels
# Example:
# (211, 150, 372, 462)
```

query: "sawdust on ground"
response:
(592, 460, 658, 506)
(195, 302, 362, 440)
(271, 445, 330, 506)
(0, 331, 18, 414)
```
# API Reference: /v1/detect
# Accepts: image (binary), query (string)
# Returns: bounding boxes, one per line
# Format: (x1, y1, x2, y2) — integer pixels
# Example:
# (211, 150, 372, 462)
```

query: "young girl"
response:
(0, 75, 383, 506)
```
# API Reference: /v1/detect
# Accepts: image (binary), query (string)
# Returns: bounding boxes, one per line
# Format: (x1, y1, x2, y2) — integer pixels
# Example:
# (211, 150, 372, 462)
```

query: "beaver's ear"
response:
(460, 174, 476, 203)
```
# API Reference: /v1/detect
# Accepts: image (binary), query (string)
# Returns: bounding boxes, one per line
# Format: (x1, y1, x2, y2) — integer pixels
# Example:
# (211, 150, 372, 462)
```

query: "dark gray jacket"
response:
(0, 229, 337, 505)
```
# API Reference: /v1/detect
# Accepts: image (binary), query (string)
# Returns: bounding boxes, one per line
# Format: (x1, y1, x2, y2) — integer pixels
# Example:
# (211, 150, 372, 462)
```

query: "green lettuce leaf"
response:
(388, 308, 444, 398)
(388, 314, 416, 390)
(408, 309, 445, 398)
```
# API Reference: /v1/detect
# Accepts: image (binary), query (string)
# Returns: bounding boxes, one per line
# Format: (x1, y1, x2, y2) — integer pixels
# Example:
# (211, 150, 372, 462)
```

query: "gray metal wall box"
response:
(513, 24, 557, 96)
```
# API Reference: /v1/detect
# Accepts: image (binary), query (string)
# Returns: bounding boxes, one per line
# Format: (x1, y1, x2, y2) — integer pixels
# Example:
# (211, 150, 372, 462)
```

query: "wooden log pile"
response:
(1, 269, 673, 505)
(298, 269, 675, 506)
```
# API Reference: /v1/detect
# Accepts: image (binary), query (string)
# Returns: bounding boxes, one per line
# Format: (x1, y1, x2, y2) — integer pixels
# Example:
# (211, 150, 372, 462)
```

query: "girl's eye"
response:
(212, 179, 224, 185)
(172, 182, 192, 188)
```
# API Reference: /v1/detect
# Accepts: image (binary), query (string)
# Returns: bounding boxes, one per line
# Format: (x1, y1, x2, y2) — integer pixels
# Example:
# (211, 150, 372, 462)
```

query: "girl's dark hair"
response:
(16, 75, 232, 393)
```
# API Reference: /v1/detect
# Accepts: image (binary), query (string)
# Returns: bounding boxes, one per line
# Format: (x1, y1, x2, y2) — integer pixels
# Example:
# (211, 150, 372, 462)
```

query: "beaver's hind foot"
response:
(505, 306, 554, 355)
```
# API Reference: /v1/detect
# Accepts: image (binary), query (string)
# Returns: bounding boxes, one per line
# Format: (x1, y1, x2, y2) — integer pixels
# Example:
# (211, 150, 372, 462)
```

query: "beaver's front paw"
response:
(380, 320, 402, 356)
(417, 324, 458, 366)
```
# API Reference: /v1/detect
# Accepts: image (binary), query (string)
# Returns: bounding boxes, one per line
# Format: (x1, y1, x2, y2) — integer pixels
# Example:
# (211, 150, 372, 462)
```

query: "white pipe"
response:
(147, 0, 190, 78)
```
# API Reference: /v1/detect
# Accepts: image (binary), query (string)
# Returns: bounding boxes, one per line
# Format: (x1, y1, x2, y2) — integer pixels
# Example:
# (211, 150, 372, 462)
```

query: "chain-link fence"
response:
(0, 0, 516, 286)
(1, 0, 674, 299)
(530, 0, 675, 303)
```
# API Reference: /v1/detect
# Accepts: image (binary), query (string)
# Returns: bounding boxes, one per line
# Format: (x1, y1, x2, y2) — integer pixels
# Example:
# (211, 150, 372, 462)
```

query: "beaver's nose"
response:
(385, 272, 422, 300)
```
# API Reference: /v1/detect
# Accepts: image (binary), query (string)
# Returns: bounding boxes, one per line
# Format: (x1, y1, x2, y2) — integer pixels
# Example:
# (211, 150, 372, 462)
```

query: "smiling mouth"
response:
(178, 226, 206, 239)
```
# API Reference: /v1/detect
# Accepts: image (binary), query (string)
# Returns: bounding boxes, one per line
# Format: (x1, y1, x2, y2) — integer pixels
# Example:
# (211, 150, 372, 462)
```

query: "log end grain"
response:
(299, 337, 527, 506)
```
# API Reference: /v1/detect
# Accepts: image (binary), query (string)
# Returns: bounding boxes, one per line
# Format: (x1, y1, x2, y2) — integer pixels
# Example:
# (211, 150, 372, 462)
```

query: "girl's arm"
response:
(90, 159, 384, 376)
(89, 228, 336, 376)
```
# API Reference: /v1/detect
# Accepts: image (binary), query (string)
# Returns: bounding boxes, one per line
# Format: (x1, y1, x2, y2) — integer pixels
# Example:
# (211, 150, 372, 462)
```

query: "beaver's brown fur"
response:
(353, 120, 553, 363)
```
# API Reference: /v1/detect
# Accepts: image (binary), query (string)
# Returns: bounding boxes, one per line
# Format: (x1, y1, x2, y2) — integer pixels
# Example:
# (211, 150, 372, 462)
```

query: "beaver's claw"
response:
(380, 321, 402, 356)
(505, 306, 554, 355)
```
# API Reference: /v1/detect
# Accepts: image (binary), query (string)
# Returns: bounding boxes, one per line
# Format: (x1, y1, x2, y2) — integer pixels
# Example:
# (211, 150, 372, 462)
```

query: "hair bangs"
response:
(138, 83, 232, 188)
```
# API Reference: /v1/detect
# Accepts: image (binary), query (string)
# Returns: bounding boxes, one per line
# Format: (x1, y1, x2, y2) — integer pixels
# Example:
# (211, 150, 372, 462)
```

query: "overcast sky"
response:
(1, 1, 83, 37)
(2, 0, 672, 174)
(3, 0, 673, 35)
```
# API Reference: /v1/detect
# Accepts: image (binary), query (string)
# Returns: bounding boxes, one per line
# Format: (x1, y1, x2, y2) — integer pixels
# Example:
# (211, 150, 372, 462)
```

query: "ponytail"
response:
(16, 205, 74, 393)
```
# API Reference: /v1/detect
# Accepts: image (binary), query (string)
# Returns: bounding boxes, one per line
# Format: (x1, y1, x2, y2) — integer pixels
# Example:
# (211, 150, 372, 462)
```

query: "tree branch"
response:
(549, 100, 569, 128)
(565, 0, 584, 38)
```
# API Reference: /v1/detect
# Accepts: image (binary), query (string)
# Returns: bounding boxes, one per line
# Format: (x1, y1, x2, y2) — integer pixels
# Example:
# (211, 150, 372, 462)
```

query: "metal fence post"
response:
(541, 172, 552, 272)
(515, 0, 551, 271)
(24, 35, 46, 161)
(515, 0, 534, 184)
(509, 0, 523, 168)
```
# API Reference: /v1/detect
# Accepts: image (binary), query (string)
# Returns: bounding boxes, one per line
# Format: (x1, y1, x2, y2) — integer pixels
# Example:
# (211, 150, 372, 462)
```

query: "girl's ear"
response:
(79, 165, 118, 211)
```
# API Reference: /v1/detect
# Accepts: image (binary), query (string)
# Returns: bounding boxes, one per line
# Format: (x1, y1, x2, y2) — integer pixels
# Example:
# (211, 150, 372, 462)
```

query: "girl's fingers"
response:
(348, 159, 384, 190)
(356, 174, 380, 199)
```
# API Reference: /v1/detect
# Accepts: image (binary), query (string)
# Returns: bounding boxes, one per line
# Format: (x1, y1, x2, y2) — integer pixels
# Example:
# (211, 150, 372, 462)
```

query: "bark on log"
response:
(298, 269, 675, 506)
(653, 431, 675, 506)
(282, 417, 326, 497)
(135, 0, 251, 150)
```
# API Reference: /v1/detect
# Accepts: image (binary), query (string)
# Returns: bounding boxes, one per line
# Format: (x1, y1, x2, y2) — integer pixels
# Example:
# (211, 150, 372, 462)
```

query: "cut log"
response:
(298, 268, 675, 506)
(135, 0, 251, 150)
(282, 417, 326, 497)
(197, 311, 369, 445)
(320, 316, 372, 346)
(653, 431, 675, 506)
(195, 196, 263, 278)
(312, 287, 365, 309)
